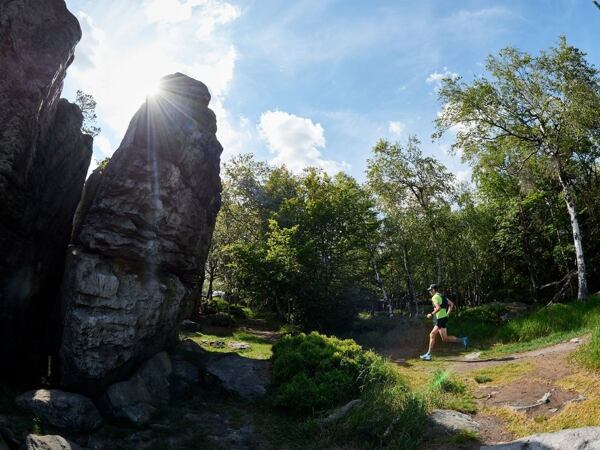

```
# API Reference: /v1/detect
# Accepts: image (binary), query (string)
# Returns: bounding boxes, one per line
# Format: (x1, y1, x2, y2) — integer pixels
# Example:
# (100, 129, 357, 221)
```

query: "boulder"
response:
(137, 352, 172, 404)
(480, 426, 600, 449)
(15, 390, 102, 432)
(0, 0, 92, 381)
(60, 72, 222, 394)
(429, 409, 479, 435)
(20, 434, 81, 450)
(205, 355, 270, 400)
(172, 360, 200, 385)
(180, 320, 202, 332)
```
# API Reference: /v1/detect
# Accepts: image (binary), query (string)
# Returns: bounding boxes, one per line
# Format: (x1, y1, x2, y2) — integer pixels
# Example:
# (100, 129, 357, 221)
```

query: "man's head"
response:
(427, 284, 438, 295)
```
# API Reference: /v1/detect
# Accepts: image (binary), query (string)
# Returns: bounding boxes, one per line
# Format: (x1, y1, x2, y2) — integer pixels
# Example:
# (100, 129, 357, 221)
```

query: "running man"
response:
(420, 284, 468, 361)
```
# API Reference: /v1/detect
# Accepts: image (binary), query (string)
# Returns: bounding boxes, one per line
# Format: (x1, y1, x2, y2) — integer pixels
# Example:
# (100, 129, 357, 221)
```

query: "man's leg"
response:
(439, 328, 461, 343)
(439, 328, 468, 348)
(428, 326, 440, 353)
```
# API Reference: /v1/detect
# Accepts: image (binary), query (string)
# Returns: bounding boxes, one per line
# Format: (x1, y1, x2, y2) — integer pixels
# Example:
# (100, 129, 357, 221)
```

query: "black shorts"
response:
(434, 317, 448, 329)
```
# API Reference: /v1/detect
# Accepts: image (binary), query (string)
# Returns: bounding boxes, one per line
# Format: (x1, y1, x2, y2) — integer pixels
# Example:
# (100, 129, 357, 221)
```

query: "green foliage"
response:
(451, 303, 510, 340)
(208, 312, 236, 327)
(271, 332, 397, 415)
(75, 90, 101, 137)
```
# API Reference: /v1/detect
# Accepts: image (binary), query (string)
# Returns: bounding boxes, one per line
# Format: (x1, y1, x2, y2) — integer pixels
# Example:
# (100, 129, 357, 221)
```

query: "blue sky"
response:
(63, 0, 600, 181)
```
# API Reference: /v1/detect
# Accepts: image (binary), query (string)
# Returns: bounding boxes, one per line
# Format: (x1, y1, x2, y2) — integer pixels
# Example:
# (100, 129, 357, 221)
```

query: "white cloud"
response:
(66, 0, 245, 163)
(426, 67, 459, 87)
(258, 110, 349, 174)
(388, 120, 405, 137)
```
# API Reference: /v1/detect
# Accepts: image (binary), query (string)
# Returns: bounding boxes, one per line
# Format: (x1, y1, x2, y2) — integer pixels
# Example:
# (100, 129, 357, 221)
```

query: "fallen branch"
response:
(510, 392, 551, 411)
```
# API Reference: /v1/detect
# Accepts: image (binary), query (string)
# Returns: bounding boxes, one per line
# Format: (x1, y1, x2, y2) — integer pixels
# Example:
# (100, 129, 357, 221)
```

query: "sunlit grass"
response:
(182, 330, 273, 360)
(470, 361, 535, 385)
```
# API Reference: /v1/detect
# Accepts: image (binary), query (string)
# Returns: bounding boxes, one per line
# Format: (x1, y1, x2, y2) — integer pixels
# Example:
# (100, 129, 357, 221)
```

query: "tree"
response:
(435, 38, 600, 300)
(75, 90, 101, 137)
(367, 136, 456, 286)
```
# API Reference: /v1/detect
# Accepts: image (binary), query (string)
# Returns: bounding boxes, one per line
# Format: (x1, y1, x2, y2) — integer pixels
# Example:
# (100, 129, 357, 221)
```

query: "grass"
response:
(181, 330, 273, 359)
(573, 322, 600, 371)
(448, 429, 479, 445)
(448, 295, 600, 357)
(425, 369, 477, 413)
(470, 361, 535, 385)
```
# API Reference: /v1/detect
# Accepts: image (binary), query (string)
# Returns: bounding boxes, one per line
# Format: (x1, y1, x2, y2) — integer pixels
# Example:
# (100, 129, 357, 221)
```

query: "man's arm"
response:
(447, 299, 455, 315)
(428, 304, 441, 318)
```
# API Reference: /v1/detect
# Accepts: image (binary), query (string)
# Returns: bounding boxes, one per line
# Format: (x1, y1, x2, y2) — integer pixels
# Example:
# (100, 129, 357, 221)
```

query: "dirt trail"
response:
(387, 328, 590, 447)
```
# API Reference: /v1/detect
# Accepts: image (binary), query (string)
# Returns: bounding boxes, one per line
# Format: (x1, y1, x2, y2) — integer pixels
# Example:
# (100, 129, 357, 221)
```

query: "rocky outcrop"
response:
(60, 73, 222, 394)
(15, 389, 103, 432)
(0, 0, 92, 379)
(480, 426, 600, 449)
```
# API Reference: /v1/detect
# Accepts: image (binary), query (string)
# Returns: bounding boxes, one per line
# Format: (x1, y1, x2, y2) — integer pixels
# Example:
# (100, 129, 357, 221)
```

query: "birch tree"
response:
(435, 38, 600, 300)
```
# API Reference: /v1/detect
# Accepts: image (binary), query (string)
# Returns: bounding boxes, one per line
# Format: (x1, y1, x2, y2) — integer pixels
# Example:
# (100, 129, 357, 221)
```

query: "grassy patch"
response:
(182, 330, 273, 359)
(470, 361, 534, 385)
(574, 323, 600, 371)
(424, 369, 477, 414)
(448, 429, 479, 445)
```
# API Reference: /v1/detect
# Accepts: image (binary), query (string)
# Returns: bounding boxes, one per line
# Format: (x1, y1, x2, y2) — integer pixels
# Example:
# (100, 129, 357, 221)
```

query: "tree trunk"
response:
(373, 259, 393, 318)
(558, 173, 588, 300)
(401, 242, 418, 316)
(432, 239, 443, 286)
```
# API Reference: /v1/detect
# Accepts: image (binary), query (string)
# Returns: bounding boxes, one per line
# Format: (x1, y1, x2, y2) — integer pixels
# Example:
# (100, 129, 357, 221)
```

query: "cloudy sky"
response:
(63, 0, 600, 181)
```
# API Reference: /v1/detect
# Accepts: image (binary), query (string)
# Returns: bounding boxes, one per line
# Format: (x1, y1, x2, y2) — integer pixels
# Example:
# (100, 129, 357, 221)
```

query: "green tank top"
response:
(432, 293, 448, 319)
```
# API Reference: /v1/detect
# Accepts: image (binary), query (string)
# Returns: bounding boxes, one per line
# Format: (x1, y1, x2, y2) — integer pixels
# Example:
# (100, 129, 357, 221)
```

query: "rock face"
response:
(16, 389, 103, 432)
(0, 0, 92, 380)
(480, 426, 600, 449)
(60, 73, 222, 394)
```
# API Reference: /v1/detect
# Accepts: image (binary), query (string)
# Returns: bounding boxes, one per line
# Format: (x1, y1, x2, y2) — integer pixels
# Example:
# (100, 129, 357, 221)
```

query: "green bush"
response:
(208, 312, 236, 327)
(271, 332, 395, 415)
(451, 303, 509, 340)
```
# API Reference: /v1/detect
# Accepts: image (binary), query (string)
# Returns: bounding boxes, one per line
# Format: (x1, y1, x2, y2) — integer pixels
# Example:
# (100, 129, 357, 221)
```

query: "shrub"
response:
(451, 303, 509, 340)
(208, 312, 236, 327)
(271, 332, 395, 415)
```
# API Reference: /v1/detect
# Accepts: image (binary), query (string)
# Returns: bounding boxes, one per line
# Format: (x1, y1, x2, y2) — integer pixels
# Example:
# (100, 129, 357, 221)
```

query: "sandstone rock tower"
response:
(60, 73, 222, 394)
(0, 0, 92, 379)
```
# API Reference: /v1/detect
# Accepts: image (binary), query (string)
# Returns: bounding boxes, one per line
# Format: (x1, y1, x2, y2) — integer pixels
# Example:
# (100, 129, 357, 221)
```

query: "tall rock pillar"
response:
(60, 73, 222, 394)
(0, 0, 92, 380)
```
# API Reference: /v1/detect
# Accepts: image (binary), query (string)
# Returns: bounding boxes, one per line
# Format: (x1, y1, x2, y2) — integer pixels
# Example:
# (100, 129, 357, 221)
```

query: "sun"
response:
(145, 78, 163, 98)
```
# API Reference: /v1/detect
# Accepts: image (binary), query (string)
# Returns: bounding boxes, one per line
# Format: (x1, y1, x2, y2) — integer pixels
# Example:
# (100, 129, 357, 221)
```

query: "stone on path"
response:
(228, 341, 251, 350)
(16, 390, 102, 432)
(430, 409, 480, 434)
(465, 352, 482, 361)
(21, 434, 81, 450)
(205, 355, 271, 400)
(480, 426, 600, 449)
